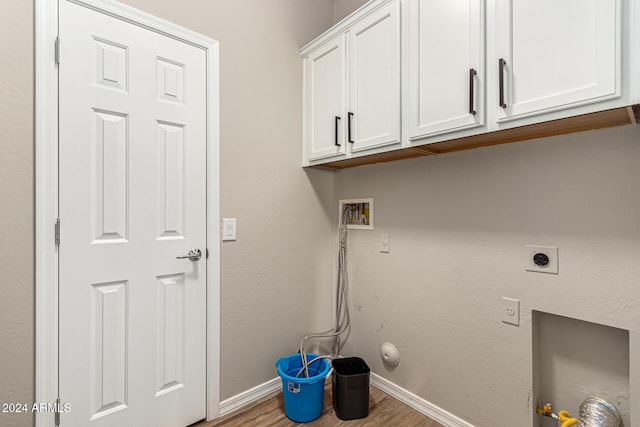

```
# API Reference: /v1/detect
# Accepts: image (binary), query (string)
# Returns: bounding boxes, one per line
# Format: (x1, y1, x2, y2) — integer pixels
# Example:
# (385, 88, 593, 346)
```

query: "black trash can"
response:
(332, 357, 370, 420)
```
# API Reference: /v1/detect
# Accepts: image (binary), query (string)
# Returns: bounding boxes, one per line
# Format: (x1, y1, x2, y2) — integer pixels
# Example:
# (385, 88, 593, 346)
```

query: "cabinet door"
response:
(495, 0, 621, 123)
(304, 35, 346, 162)
(348, 1, 400, 153)
(408, 0, 484, 140)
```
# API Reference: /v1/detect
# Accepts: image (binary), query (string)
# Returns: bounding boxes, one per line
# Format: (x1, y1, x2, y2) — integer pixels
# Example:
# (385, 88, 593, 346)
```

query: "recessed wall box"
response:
(339, 198, 373, 230)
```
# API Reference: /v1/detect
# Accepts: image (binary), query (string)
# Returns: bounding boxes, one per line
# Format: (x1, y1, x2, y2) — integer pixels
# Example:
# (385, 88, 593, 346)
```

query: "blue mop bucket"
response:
(276, 353, 330, 422)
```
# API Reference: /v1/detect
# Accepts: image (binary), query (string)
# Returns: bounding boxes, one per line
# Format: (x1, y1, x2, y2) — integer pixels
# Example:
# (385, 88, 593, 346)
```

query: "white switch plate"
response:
(525, 245, 558, 274)
(379, 233, 390, 253)
(222, 218, 236, 241)
(502, 297, 520, 326)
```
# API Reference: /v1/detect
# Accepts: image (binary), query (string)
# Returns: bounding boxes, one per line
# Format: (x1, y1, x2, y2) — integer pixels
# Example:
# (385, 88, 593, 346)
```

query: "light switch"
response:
(379, 233, 390, 253)
(223, 218, 236, 241)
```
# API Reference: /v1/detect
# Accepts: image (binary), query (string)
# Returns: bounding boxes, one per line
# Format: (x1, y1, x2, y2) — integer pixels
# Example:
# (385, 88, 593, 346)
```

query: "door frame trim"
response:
(35, 0, 220, 424)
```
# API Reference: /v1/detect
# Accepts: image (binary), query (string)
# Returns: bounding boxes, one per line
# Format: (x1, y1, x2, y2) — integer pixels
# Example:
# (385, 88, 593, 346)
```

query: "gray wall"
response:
(336, 125, 640, 426)
(0, 2, 336, 426)
(0, 0, 34, 426)
(333, 0, 369, 22)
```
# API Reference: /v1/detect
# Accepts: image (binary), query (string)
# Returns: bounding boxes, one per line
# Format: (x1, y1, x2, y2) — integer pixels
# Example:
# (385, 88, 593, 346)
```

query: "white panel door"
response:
(348, 1, 400, 153)
(303, 35, 347, 162)
(495, 0, 621, 122)
(408, 0, 484, 140)
(59, 1, 207, 426)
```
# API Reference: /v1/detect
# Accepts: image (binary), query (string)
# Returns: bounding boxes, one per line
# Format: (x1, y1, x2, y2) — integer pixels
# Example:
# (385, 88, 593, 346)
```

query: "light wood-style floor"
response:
(194, 382, 444, 427)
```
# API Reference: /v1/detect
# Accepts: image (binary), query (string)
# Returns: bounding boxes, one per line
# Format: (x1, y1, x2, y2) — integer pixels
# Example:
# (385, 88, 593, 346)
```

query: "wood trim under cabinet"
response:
(310, 105, 639, 170)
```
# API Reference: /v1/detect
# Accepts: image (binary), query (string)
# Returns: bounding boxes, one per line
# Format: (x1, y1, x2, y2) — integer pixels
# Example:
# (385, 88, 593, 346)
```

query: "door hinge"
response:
(55, 218, 60, 247)
(54, 397, 61, 426)
(206, 248, 209, 259)
(55, 36, 60, 66)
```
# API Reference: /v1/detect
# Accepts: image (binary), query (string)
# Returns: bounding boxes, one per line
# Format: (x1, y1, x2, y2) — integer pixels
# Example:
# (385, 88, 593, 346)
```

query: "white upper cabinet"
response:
(302, 0, 638, 167)
(493, 0, 621, 124)
(302, 0, 401, 166)
(303, 35, 347, 162)
(407, 0, 484, 140)
(348, 1, 401, 153)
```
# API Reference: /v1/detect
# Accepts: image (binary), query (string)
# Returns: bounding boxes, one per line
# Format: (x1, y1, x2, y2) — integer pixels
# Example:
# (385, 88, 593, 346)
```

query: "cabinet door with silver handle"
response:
(176, 248, 202, 261)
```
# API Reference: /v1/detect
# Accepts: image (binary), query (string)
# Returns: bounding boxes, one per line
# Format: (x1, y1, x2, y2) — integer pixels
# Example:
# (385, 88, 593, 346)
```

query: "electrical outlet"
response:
(502, 297, 520, 326)
(525, 245, 558, 274)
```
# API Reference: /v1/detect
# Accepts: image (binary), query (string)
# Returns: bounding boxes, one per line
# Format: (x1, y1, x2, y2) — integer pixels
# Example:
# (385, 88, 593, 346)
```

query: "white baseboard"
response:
(370, 373, 475, 427)
(219, 377, 281, 416)
(218, 372, 474, 427)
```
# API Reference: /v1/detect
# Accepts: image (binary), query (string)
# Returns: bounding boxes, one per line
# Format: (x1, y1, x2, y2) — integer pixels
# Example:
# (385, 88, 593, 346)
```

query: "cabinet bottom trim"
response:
(309, 105, 638, 170)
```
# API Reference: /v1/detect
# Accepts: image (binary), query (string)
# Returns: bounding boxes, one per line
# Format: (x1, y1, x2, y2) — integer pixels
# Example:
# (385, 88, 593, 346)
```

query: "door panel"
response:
(304, 35, 346, 161)
(157, 122, 186, 240)
(90, 280, 128, 419)
(349, 1, 400, 153)
(155, 274, 185, 397)
(92, 109, 129, 243)
(59, 1, 207, 426)
(495, 0, 620, 122)
(408, 0, 484, 139)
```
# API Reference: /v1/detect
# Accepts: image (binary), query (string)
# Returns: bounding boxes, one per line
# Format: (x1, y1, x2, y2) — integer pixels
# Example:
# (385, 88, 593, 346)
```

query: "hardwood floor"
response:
(194, 382, 444, 427)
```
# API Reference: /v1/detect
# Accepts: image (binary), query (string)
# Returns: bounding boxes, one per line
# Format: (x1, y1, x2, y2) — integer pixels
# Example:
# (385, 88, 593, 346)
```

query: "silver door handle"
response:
(176, 248, 202, 261)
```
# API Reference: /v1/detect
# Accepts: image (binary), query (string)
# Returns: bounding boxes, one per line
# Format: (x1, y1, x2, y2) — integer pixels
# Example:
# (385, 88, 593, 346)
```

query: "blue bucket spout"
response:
(276, 353, 330, 422)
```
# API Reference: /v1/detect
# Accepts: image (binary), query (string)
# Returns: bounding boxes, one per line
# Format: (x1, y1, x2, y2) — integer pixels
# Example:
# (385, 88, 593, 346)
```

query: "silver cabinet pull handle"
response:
(176, 248, 202, 261)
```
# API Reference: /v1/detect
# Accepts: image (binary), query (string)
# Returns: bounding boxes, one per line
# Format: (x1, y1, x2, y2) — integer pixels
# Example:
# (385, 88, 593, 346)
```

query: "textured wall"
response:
(336, 125, 640, 426)
(0, 0, 34, 426)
